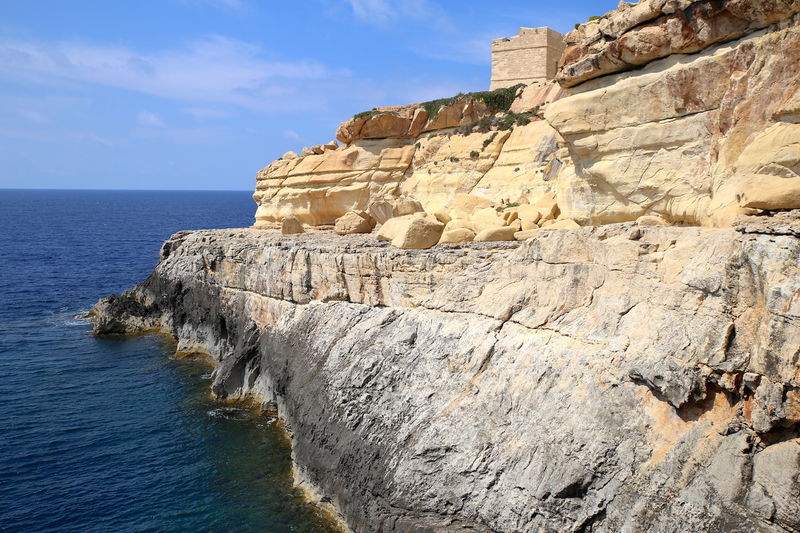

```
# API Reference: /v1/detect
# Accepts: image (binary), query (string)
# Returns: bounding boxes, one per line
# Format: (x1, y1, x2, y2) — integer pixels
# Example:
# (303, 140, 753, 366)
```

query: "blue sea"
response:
(0, 190, 340, 533)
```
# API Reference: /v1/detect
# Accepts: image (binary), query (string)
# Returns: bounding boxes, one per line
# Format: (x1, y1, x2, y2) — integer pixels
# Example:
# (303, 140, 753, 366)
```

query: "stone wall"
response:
(490, 27, 565, 89)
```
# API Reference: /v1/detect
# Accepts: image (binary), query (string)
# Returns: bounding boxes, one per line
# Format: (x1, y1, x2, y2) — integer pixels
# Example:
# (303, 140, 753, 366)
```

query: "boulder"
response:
(393, 197, 425, 217)
(367, 200, 396, 225)
(471, 208, 508, 233)
(301, 146, 314, 157)
(281, 216, 304, 235)
(533, 192, 559, 220)
(540, 219, 581, 231)
(517, 204, 544, 227)
(390, 216, 445, 250)
(438, 228, 476, 244)
(514, 229, 540, 241)
(444, 219, 476, 232)
(282, 151, 299, 160)
(335, 211, 375, 235)
(637, 215, 671, 227)
(474, 226, 517, 242)
(377, 215, 414, 242)
(312, 145, 325, 155)
(738, 176, 800, 211)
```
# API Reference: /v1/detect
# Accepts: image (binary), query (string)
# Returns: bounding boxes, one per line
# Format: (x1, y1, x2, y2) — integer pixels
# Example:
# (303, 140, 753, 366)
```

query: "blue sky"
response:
(0, 0, 618, 190)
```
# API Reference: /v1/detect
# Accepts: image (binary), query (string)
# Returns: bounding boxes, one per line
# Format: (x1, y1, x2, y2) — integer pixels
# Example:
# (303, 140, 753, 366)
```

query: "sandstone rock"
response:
(637, 215, 671, 226)
(540, 219, 580, 231)
(376, 215, 414, 242)
(470, 207, 508, 233)
(474, 226, 517, 242)
(335, 211, 375, 235)
(444, 219, 476, 232)
(514, 229, 540, 241)
(546, 19, 800, 227)
(447, 194, 495, 221)
(737, 176, 800, 211)
(301, 146, 314, 157)
(558, 0, 800, 87)
(390, 216, 445, 250)
(393, 197, 424, 217)
(366, 200, 396, 225)
(312, 145, 325, 155)
(281, 216, 304, 234)
(254, 138, 415, 227)
(433, 211, 452, 225)
(282, 151, 299, 160)
(438, 228, 475, 244)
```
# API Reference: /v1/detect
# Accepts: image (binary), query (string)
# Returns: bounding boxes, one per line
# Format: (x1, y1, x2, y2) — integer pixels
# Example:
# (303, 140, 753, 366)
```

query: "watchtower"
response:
(490, 27, 565, 89)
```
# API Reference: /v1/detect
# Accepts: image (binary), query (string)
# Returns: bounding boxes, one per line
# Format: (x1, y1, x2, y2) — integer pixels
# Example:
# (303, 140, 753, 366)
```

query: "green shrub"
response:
(470, 151, 480, 159)
(482, 132, 498, 150)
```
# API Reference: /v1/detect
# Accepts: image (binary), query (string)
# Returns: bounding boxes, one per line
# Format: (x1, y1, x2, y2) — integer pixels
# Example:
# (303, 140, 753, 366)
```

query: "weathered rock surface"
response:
(558, 0, 800, 87)
(93, 219, 800, 533)
(546, 16, 800, 227)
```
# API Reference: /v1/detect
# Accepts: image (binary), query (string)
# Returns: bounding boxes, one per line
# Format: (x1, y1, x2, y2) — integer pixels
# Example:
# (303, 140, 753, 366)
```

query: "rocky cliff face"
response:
(548, 0, 800, 227)
(253, 0, 800, 230)
(92, 215, 800, 533)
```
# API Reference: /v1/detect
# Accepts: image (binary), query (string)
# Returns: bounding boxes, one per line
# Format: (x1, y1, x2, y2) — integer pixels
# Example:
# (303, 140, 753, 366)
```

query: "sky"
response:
(0, 0, 618, 191)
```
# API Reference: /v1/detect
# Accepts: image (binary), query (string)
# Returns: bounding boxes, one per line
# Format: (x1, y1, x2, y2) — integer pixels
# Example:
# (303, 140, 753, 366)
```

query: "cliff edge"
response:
(92, 215, 800, 532)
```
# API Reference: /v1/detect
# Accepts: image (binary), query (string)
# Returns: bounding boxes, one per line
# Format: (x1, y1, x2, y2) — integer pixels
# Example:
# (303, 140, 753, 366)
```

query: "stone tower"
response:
(490, 27, 565, 89)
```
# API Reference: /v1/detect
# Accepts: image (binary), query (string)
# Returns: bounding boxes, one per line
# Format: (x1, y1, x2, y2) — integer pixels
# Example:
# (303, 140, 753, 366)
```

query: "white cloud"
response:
(343, 0, 452, 29)
(282, 129, 303, 142)
(137, 111, 165, 127)
(0, 36, 341, 112)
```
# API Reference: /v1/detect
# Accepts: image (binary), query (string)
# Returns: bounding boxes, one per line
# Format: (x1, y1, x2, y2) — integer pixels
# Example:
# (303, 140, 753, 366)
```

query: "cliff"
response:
(92, 217, 800, 532)
(253, 0, 800, 232)
(93, 1, 800, 531)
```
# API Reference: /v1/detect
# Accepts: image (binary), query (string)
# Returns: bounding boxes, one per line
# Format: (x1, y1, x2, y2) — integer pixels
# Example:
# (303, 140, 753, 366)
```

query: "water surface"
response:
(0, 190, 341, 533)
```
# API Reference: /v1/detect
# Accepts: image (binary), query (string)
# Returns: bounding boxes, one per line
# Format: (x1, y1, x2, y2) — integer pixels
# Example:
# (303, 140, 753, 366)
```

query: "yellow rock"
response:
(281, 216, 304, 235)
(474, 226, 517, 242)
(438, 228, 475, 244)
(335, 211, 375, 235)
(471, 207, 507, 233)
(390, 217, 445, 250)
(737, 175, 800, 211)
(636, 215, 671, 227)
(540, 219, 581, 231)
(514, 229, 540, 241)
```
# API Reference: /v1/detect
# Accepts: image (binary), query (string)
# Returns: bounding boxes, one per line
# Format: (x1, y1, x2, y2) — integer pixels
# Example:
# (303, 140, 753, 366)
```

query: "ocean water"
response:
(0, 190, 341, 533)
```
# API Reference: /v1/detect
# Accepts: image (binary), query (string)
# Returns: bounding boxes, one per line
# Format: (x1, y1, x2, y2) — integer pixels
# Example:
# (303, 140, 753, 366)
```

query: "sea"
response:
(0, 190, 341, 533)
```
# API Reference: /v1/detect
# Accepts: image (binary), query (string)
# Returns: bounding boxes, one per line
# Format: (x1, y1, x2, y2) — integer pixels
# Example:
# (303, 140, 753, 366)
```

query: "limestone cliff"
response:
(92, 217, 800, 532)
(253, 0, 800, 231)
(92, 2, 800, 532)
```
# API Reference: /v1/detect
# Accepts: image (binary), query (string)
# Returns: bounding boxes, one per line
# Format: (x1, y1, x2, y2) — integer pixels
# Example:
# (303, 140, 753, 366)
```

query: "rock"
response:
(637, 215, 671, 226)
(438, 228, 475, 244)
(444, 219, 476, 233)
(546, 9, 800, 227)
(366, 200, 396, 225)
(447, 194, 495, 221)
(389, 216, 445, 249)
(558, 0, 800, 87)
(254, 139, 416, 227)
(282, 151, 299, 160)
(737, 176, 800, 211)
(312, 145, 325, 155)
(540, 219, 580, 231)
(281, 216, 304, 234)
(301, 146, 314, 157)
(433, 211, 452, 225)
(393, 197, 425, 217)
(92, 226, 800, 533)
(376, 215, 414, 242)
(514, 229, 540, 241)
(471, 207, 509, 233)
(474, 226, 517, 242)
(335, 211, 375, 235)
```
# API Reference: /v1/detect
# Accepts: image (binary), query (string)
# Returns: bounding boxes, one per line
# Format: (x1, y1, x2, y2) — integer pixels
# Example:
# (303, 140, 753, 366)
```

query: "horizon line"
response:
(0, 187, 253, 193)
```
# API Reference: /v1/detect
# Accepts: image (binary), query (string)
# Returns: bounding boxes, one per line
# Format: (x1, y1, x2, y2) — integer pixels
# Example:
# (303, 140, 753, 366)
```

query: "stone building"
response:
(490, 27, 565, 89)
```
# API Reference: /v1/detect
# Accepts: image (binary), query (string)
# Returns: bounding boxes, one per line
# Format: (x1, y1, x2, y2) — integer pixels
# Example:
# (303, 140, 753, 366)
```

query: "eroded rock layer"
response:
(546, 11, 800, 227)
(93, 221, 800, 533)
